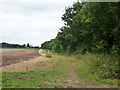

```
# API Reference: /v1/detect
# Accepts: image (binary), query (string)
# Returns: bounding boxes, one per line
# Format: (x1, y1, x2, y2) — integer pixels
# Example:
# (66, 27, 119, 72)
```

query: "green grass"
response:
(2, 55, 71, 88)
(74, 54, 118, 88)
(49, 52, 118, 88)
(0, 71, 1, 89)
(2, 52, 118, 88)
(2, 70, 61, 88)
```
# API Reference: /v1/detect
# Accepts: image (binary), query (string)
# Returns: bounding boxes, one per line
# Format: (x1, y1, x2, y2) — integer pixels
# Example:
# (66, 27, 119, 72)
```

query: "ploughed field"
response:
(1, 49, 40, 66)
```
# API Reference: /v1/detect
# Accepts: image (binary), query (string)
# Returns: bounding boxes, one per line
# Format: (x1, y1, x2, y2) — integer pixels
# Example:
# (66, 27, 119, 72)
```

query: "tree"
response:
(41, 2, 120, 55)
(23, 44, 26, 47)
(27, 43, 30, 47)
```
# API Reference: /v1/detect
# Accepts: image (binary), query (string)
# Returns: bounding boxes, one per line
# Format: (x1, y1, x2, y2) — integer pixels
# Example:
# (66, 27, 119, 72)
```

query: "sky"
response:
(0, 0, 78, 47)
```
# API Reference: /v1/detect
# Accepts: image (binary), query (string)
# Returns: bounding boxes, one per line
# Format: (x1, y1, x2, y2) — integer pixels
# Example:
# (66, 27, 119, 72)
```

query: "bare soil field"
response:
(1, 49, 41, 66)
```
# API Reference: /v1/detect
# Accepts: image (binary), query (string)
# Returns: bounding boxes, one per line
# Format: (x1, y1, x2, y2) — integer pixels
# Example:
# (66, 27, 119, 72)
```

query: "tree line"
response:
(41, 2, 120, 55)
(41, 2, 119, 80)
(0, 42, 40, 49)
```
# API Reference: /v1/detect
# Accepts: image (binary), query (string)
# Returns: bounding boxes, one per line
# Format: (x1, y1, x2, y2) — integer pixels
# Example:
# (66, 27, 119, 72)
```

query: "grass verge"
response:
(2, 55, 70, 88)
(73, 54, 118, 88)
(2, 52, 118, 88)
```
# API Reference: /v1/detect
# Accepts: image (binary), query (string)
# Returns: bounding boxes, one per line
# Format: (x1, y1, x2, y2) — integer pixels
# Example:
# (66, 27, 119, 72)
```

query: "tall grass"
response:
(74, 53, 118, 87)
(89, 54, 118, 79)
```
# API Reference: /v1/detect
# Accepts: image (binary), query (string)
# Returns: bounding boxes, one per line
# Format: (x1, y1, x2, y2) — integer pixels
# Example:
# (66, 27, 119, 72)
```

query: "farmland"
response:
(2, 49, 40, 66)
(1, 49, 118, 88)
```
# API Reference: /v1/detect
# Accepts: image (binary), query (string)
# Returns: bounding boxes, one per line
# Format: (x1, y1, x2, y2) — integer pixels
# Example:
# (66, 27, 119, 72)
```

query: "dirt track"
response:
(2, 49, 40, 66)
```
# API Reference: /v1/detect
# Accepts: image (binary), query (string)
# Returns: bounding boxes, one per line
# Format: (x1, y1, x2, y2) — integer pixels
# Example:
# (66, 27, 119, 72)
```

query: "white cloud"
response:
(0, 0, 77, 46)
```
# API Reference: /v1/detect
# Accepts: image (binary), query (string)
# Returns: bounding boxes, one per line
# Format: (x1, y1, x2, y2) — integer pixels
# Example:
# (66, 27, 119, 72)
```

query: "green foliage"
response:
(75, 54, 118, 87)
(41, 2, 119, 80)
(89, 54, 119, 79)
(41, 2, 120, 55)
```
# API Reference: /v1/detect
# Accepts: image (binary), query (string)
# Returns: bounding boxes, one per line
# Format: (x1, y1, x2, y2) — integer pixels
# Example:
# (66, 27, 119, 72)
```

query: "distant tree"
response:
(23, 44, 26, 47)
(34, 46, 40, 49)
(27, 43, 30, 47)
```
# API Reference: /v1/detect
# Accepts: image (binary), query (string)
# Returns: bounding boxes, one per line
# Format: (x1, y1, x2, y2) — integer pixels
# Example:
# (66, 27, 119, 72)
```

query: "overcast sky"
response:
(0, 0, 78, 46)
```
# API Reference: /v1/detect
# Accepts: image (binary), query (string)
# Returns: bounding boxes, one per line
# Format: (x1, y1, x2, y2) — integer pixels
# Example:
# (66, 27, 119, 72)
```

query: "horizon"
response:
(0, 0, 77, 47)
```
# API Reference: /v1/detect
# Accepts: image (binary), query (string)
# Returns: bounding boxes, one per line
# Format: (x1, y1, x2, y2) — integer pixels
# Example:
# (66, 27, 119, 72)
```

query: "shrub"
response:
(89, 54, 118, 79)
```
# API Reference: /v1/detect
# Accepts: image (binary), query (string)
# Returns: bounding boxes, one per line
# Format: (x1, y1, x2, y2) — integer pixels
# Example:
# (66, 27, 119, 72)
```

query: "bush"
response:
(89, 54, 118, 79)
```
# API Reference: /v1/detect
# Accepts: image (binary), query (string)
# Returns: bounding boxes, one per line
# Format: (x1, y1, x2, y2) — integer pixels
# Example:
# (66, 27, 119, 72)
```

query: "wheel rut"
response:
(63, 58, 108, 88)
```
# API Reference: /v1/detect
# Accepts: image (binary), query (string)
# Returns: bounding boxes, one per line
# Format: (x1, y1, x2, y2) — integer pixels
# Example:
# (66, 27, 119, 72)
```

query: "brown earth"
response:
(1, 49, 41, 66)
(2, 49, 51, 72)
